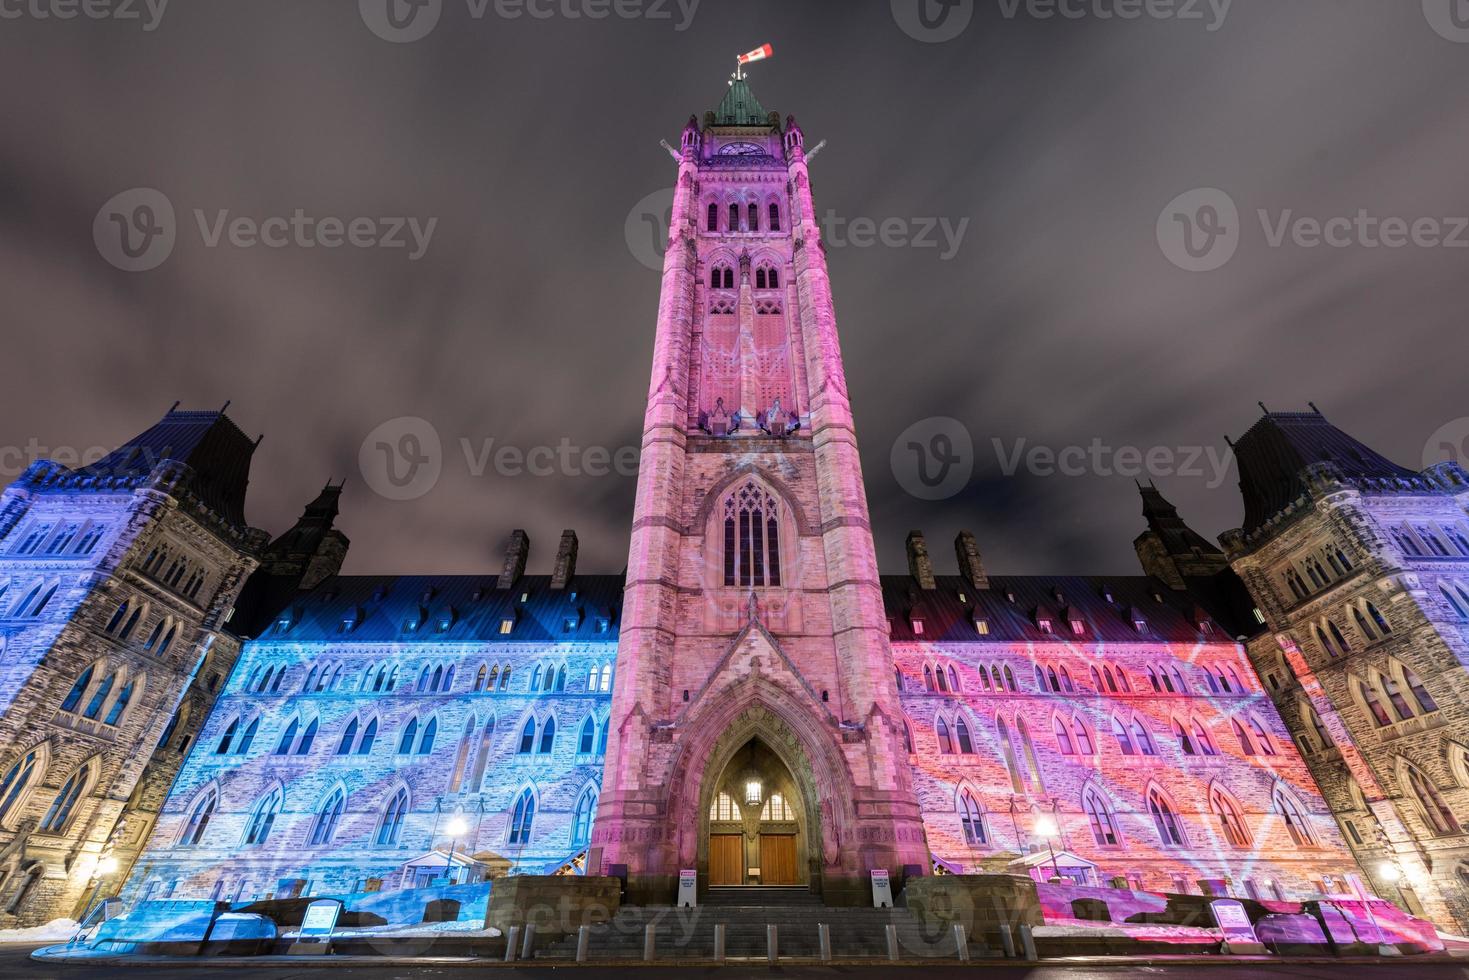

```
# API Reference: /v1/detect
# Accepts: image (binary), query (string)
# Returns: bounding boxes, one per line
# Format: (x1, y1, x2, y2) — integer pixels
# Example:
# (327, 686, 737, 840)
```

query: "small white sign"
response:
(1210, 899, 1258, 942)
(677, 869, 697, 908)
(300, 899, 342, 938)
(871, 869, 893, 909)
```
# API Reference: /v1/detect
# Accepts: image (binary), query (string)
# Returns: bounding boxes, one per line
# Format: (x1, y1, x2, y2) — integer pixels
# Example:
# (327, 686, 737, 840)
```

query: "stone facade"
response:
(0, 410, 267, 926)
(1220, 410, 1469, 929)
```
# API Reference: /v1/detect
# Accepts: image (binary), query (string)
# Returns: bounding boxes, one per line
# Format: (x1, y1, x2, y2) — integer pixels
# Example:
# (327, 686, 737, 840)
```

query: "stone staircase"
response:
(536, 897, 988, 961)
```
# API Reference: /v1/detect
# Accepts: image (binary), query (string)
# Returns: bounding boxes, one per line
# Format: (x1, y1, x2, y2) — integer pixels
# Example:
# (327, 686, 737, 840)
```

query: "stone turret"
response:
(498, 529, 530, 589)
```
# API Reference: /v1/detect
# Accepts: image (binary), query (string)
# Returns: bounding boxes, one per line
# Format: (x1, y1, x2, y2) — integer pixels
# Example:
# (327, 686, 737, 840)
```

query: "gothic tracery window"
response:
(723, 481, 782, 587)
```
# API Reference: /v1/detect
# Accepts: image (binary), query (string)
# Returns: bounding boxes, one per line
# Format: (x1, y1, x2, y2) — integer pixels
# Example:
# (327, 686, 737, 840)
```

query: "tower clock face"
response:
(718, 141, 765, 156)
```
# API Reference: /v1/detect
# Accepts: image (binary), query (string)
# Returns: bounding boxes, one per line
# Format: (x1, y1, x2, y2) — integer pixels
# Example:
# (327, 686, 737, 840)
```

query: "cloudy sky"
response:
(2, 0, 1467, 577)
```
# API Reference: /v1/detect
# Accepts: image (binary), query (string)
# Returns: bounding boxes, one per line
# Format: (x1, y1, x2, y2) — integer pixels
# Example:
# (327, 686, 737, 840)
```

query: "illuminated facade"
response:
(1, 75, 1442, 923)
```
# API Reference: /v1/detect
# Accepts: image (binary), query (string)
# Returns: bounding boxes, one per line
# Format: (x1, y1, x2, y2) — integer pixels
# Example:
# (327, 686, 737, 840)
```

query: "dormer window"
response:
(957, 592, 968, 604)
(1069, 619, 1085, 636)
(434, 609, 456, 633)
(520, 592, 530, 603)
(594, 616, 611, 633)
(1199, 620, 1213, 635)
(911, 617, 925, 636)
(1133, 618, 1148, 633)
(1005, 591, 1016, 603)
(1037, 618, 1053, 633)
(339, 607, 363, 633)
(974, 618, 989, 636)
(273, 615, 293, 634)
(499, 617, 515, 635)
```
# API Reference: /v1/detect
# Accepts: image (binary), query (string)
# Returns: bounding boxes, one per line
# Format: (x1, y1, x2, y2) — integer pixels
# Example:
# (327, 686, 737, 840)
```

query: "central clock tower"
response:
(594, 73, 929, 904)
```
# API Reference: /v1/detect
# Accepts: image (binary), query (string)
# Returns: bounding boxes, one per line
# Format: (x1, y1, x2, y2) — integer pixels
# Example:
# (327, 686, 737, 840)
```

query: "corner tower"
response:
(595, 70, 928, 903)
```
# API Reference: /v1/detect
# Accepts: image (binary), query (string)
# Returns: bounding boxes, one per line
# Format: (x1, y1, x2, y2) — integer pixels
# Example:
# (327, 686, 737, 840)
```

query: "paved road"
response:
(4, 944, 1465, 979)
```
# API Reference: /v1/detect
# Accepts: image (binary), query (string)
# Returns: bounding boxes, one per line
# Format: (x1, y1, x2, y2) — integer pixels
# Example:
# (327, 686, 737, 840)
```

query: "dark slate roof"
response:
(257, 574, 624, 644)
(1232, 410, 1418, 534)
(881, 575, 1244, 644)
(711, 78, 770, 127)
(81, 408, 257, 528)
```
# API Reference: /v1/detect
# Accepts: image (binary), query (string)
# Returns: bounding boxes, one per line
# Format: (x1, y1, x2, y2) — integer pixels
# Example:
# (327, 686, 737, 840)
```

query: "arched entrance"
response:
(704, 738, 808, 887)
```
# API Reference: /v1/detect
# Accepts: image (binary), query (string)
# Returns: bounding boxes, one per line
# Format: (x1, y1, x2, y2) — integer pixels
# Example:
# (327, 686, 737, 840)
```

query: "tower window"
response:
(769, 202, 780, 231)
(707, 202, 718, 232)
(748, 202, 759, 232)
(722, 481, 782, 588)
(729, 203, 740, 232)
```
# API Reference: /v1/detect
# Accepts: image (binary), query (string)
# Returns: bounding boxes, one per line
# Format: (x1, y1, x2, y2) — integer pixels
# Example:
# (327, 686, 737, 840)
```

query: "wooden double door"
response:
(708, 833, 800, 886)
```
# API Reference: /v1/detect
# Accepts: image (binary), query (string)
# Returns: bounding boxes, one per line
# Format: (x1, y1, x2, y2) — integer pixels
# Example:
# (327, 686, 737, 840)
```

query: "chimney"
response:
(906, 531, 936, 590)
(551, 529, 578, 590)
(497, 530, 530, 589)
(954, 530, 989, 589)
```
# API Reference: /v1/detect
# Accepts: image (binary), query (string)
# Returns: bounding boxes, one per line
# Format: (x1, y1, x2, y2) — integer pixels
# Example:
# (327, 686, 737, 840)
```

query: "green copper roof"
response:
(712, 78, 769, 126)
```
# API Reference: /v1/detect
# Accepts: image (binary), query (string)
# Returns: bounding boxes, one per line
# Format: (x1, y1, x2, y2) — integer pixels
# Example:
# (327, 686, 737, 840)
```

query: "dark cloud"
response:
(2, 1, 1465, 577)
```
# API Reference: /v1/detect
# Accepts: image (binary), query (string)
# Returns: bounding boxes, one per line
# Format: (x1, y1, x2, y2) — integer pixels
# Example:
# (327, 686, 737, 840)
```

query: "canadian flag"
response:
(738, 43, 773, 65)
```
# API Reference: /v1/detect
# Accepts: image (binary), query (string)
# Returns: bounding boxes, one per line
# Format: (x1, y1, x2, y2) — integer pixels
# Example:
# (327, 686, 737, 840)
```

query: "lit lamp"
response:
(744, 779, 763, 807)
(1034, 815, 1063, 882)
(80, 856, 120, 932)
(1378, 862, 1401, 885)
(444, 816, 470, 882)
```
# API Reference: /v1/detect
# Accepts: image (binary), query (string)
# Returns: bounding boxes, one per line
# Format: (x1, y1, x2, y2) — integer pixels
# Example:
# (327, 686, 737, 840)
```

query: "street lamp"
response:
(76, 856, 119, 943)
(444, 816, 469, 883)
(1034, 814, 1063, 882)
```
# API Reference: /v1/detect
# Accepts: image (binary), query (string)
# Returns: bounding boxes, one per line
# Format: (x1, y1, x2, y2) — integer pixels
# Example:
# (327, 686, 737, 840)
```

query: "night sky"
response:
(3, 1, 1467, 577)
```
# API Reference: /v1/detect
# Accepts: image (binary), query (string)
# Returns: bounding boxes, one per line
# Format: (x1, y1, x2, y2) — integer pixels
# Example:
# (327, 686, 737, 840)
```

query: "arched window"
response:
(1327, 620, 1351, 655)
(377, 788, 410, 845)
(1053, 716, 1074, 754)
(1365, 601, 1392, 635)
(1273, 786, 1318, 845)
(470, 717, 496, 791)
(180, 788, 216, 845)
(748, 201, 759, 231)
(1356, 678, 1392, 727)
(1210, 788, 1252, 847)
(768, 201, 780, 231)
(310, 788, 346, 846)
(723, 480, 782, 587)
(554, 665, 566, 691)
(579, 717, 597, 754)
(105, 601, 130, 634)
(707, 202, 718, 232)
(102, 677, 136, 727)
(118, 603, 144, 640)
(1192, 719, 1217, 756)
(275, 717, 299, 755)
(572, 788, 597, 847)
(1017, 718, 1044, 791)
(417, 716, 438, 755)
(1111, 716, 1134, 755)
(1404, 765, 1458, 836)
(1441, 584, 1469, 620)
(959, 790, 986, 845)
(936, 667, 949, 693)
(398, 718, 419, 754)
(729, 203, 740, 232)
(538, 717, 556, 754)
(509, 788, 536, 845)
(923, 665, 935, 692)
(337, 717, 359, 755)
(449, 716, 477, 793)
(1072, 718, 1093, 754)
(1173, 718, 1196, 755)
(1232, 719, 1256, 755)
(935, 717, 954, 754)
(1250, 717, 1276, 755)
(59, 666, 95, 714)
(1084, 788, 1120, 845)
(1004, 665, 1017, 691)
(1148, 787, 1186, 846)
(243, 788, 282, 846)
(518, 718, 536, 755)
(996, 717, 1023, 793)
(954, 716, 973, 754)
(761, 793, 794, 821)
(81, 670, 117, 721)
(1132, 717, 1157, 755)
(1399, 664, 1438, 714)
(0, 749, 42, 826)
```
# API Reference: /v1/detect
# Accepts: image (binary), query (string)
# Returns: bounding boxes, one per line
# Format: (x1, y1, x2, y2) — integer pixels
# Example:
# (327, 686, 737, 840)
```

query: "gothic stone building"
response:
(1, 74, 1455, 925)
(1219, 410, 1469, 928)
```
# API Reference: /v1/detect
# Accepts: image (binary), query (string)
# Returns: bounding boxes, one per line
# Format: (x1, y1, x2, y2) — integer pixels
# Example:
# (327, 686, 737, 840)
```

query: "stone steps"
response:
(536, 904, 986, 961)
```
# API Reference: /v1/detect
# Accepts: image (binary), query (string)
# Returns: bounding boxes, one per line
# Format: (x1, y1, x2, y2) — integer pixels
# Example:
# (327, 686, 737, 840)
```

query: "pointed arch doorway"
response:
(704, 738, 807, 887)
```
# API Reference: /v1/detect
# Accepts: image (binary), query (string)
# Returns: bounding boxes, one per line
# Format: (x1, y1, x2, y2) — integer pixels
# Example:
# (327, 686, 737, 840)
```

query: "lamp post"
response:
(444, 816, 469, 883)
(1034, 815, 1062, 882)
(75, 856, 118, 944)
(1364, 861, 1403, 951)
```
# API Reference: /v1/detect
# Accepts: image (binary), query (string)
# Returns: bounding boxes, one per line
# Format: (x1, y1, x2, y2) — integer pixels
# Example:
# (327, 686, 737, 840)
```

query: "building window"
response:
(936, 717, 954, 754)
(707, 202, 718, 232)
(959, 790, 987, 845)
(1274, 786, 1318, 845)
(538, 717, 556, 754)
(572, 788, 597, 847)
(1148, 788, 1186, 847)
(0, 750, 41, 827)
(509, 789, 536, 845)
(518, 718, 536, 755)
(710, 792, 739, 822)
(1404, 765, 1459, 836)
(1210, 788, 1252, 847)
(242, 789, 282, 846)
(1111, 716, 1135, 755)
(761, 793, 794, 821)
(180, 789, 216, 846)
(310, 789, 346, 847)
(954, 716, 973, 754)
(376, 788, 410, 846)
(1084, 788, 1119, 845)
(768, 202, 780, 231)
(722, 481, 782, 587)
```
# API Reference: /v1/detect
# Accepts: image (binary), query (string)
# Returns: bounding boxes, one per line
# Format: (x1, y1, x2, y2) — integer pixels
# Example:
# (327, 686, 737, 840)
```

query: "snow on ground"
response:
(281, 919, 501, 939)
(0, 918, 79, 944)
(1034, 923, 1223, 942)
